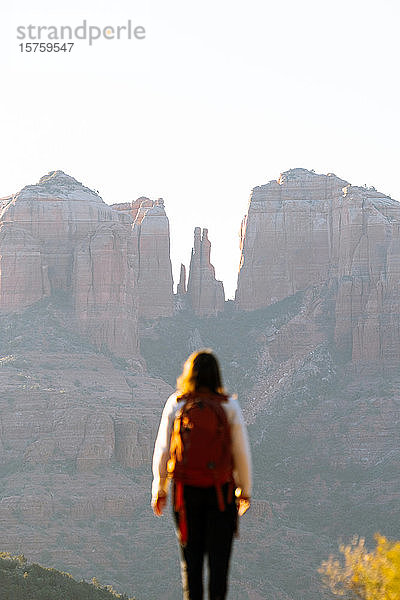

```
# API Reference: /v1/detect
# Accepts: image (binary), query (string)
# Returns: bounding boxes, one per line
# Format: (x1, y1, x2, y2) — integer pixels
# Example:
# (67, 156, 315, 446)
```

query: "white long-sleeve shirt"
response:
(151, 392, 252, 502)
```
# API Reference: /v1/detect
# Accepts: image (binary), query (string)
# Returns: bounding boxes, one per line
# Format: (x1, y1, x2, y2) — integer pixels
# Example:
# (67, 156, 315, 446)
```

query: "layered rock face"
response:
(0, 173, 176, 356)
(111, 197, 174, 319)
(73, 223, 139, 359)
(111, 196, 148, 221)
(186, 227, 225, 316)
(236, 169, 349, 309)
(0, 171, 139, 359)
(236, 169, 400, 364)
(133, 198, 174, 319)
(0, 304, 172, 595)
(0, 224, 50, 310)
(0, 171, 132, 296)
(332, 185, 400, 364)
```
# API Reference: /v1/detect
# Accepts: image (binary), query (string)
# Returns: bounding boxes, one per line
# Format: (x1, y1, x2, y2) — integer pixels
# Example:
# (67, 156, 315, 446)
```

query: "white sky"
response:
(1, 0, 399, 298)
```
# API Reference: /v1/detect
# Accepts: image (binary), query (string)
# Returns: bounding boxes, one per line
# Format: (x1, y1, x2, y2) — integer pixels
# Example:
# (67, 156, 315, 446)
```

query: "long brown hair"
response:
(176, 349, 226, 395)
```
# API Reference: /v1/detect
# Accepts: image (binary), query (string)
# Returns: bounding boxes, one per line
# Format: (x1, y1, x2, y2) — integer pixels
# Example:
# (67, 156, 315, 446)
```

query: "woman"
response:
(151, 349, 252, 600)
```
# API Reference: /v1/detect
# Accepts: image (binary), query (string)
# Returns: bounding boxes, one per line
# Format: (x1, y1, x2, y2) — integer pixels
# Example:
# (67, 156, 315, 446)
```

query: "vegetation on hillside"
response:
(0, 552, 135, 600)
(0, 294, 94, 355)
(319, 535, 400, 599)
(140, 292, 304, 395)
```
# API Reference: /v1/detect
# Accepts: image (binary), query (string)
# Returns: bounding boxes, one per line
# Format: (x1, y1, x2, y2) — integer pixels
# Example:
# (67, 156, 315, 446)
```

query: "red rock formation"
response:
(236, 169, 349, 310)
(0, 171, 133, 295)
(0, 172, 176, 355)
(112, 196, 174, 318)
(187, 227, 225, 316)
(133, 198, 174, 319)
(0, 316, 173, 587)
(73, 223, 139, 359)
(332, 185, 400, 364)
(0, 224, 50, 310)
(0, 171, 140, 359)
(177, 263, 187, 295)
(236, 168, 400, 364)
(111, 197, 147, 221)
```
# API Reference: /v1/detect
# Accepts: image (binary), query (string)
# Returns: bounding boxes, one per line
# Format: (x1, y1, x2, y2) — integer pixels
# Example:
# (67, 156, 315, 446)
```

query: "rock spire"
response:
(177, 264, 187, 295)
(186, 227, 225, 316)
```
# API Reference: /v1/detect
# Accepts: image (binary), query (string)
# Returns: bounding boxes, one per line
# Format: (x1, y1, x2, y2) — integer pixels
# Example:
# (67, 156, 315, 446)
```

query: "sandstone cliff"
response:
(0, 224, 50, 310)
(236, 168, 400, 364)
(235, 169, 349, 309)
(133, 198, 174, 319)
(111, 197, 174, 319)
(0, 173, 176, 359)
(111, 197, 145, 221)
(0, 171, 132, 298)
(332, 185, 400, 364)
(73, 223, 139, 360)
(0, 171, 139, 360)
(186, 227, 225, 316)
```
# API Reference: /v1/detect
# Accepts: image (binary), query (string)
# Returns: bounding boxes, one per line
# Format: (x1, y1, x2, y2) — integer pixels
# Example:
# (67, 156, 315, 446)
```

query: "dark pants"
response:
(173, 483, 237, 600)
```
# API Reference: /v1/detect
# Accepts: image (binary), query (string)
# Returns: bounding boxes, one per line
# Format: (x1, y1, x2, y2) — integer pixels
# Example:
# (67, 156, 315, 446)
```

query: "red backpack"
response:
(167, 391, 234, 544)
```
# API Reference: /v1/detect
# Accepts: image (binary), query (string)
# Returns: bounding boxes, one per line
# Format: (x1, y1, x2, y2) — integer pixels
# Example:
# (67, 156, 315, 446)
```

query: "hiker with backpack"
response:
(151, 349, 252, 600)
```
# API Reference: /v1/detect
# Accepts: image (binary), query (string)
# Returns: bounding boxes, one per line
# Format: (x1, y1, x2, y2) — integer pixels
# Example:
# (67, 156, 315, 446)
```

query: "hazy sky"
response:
(1, 0, 399, 298)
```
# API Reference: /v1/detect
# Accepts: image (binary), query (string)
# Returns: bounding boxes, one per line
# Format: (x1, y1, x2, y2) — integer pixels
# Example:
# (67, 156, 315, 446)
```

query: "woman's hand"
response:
(235, 488, 251, 516)
(152, 491, 167, 517)
(238, 497, 251, 516)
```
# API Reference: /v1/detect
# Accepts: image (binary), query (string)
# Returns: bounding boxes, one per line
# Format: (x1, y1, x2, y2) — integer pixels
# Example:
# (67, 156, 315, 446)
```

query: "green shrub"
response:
(0, 551, 135, 599)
